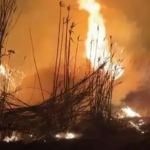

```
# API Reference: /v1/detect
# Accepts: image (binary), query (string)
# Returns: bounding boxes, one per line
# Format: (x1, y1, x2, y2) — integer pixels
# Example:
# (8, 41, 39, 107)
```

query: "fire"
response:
(78, 0, 145, 134)
(0, 64, 24, 92)
(121, 107, 145, 134)
(78, 0, 124, 79)
(0, 64, 15, 91)
(3, 131, 21, 142)
(0, 65, 6, 75)
(122, 107, 140, 117)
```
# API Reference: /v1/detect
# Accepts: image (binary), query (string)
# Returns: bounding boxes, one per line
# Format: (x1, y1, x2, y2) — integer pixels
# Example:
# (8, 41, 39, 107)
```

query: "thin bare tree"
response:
(0, 0, 17, 137)
(0, 0, 17, 64)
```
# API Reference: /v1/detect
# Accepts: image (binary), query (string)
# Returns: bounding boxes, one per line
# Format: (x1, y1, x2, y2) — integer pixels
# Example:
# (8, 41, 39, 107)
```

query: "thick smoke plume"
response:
(122, 83, 150, 116)
(6, 0, 150, 107)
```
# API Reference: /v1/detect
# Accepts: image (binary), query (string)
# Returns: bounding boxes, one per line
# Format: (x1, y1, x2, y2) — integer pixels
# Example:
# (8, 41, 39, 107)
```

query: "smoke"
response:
(19, 65, 87, 104)
(19, 67, 54, 105)
(6, 0, 150, 105)
(99, 0, 150, 104)
(122, 82, 150, 116)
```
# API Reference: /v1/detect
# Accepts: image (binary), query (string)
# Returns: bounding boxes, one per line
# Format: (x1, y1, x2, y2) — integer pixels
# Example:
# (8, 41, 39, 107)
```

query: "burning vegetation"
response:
(0, 0, 149, 148)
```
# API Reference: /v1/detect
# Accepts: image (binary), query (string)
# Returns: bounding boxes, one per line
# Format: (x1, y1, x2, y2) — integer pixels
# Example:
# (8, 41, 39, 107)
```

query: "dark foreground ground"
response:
(1, 137, 150, 150)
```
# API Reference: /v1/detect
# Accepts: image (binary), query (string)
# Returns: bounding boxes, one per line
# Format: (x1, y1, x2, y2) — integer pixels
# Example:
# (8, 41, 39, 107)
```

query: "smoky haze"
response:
(7, 0, 150, 112)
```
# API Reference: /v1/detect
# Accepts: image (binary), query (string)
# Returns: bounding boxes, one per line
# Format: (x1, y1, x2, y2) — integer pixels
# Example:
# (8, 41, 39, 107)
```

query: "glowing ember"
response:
(55, 132, 81, 139)
(78, 0, 124, 79)
(65, 133, 75, 139)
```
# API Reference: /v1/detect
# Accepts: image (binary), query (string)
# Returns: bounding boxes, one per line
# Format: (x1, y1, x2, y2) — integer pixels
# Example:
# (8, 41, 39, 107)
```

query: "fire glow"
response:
(121, 107, 145, 133)
(0, 65, 6, 75)
(0, 64, 16, 91)
(78, 0, 124, 80)
(0, 64, 24, 94)
(122, 107, 140, 118)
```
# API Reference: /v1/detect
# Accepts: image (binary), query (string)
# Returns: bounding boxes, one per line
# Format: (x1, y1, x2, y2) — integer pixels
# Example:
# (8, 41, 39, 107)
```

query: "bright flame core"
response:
(0, 65, 16, 91)
(0, 65, 6, 75)
(122, 107, 140, 118)
(78, 0, 124, 79)
(0, 64, 24, 92)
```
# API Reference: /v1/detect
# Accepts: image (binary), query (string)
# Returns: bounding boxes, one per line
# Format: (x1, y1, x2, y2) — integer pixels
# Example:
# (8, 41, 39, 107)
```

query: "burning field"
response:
(0, 0, 150, 148)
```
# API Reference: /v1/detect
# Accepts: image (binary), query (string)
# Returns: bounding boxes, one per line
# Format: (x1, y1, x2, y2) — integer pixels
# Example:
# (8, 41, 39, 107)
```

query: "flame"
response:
(121, 107, 145, 133)
(0, 65, 6, 75)
(0, 64, 15, 91)
(0, 64, 24, 92)
(3, 131, 20, 143)
(78, 0, 124, 79)
(122, 107, 140, 117)
(122, 107, 141, 117)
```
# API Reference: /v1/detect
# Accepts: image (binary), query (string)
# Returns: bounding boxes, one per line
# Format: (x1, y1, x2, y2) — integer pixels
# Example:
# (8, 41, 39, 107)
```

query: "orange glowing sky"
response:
(5, 0, 150, 109)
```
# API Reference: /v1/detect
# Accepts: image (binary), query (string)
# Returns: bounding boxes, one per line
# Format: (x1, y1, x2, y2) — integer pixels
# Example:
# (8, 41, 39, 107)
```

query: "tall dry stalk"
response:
(73, 35, 81, 86)
(55, 17, 65, 93)
(29, 29, 45, 102)
(64, 5, 71, 90)
(53, 1, 65, 96)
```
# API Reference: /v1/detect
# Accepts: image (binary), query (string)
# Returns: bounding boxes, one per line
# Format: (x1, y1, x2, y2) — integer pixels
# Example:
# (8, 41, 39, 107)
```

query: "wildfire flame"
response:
(121, 107, 145, 134)
(0, 65, 6, 75)
(0, 64, 15, 91)
(122, 107, 140, 118)
(0, 64, 24, 92)
(78, 0, 124, 79)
